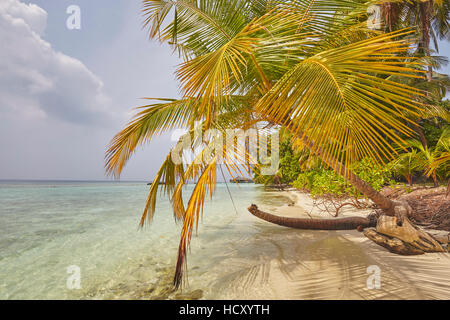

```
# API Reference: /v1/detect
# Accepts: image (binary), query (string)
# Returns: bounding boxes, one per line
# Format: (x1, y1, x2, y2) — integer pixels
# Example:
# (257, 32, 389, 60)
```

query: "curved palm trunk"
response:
(248, 205, 376, 230)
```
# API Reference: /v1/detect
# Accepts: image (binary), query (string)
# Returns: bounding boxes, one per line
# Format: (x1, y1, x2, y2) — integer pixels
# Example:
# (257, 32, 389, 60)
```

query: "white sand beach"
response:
(203, 189, 450, 300)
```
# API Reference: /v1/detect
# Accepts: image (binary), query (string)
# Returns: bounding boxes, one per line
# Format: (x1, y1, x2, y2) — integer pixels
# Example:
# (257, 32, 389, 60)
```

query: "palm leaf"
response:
(172, 130, 259, 288)
(105, 98, 199, 177)
(256, 29, 425, 171)
(140, 151, 185, 226)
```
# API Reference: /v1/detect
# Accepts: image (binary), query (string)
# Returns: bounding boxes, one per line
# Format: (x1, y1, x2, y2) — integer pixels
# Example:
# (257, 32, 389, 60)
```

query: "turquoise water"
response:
(0, 181, 290, 299)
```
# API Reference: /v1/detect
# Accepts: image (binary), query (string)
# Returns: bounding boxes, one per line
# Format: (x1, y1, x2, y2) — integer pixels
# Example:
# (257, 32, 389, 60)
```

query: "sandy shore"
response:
(210, 189, 450, 300)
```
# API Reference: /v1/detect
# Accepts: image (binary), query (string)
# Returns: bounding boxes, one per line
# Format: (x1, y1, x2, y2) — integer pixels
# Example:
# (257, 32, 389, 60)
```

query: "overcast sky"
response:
(0, 0, 181, 181)
(0, 0, 449, 181)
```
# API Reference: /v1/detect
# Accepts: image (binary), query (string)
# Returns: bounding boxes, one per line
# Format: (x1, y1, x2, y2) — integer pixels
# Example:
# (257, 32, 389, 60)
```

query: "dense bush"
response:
(279, 151, 302, 183)
(293, 159, 394, 198)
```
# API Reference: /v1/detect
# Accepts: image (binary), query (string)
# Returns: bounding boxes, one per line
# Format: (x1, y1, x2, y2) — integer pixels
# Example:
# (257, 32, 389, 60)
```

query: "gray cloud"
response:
(0, 0, 112, 125)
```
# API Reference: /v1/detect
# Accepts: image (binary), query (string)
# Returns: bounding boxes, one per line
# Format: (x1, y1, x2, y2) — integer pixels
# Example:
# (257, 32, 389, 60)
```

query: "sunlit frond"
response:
(105, 98, 199, 178)
(172, 129, 260, 288)
(256, 29, 425, 172)
(140, 150, 185, 226)
(173, 154, 218, 288)
(143, 0, 255, 57)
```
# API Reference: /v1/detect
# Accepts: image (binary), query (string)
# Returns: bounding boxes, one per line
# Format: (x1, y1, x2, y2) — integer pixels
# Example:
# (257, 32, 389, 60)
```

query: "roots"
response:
(365, 215, 446, 254)
(310, 195, 372, 218)
(363, 228, 426, 255)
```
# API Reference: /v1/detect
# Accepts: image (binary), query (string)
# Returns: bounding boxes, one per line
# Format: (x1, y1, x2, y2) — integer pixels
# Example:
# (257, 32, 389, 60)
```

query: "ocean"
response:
(0, 181, 290, 299)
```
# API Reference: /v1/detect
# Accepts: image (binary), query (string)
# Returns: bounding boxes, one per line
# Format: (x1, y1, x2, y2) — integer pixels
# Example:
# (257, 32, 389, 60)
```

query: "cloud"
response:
(0, 0, 111, 125)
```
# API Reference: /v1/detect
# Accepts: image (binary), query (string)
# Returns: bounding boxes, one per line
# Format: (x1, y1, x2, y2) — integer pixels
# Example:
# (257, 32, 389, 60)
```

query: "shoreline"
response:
(274, 188, 373, 219)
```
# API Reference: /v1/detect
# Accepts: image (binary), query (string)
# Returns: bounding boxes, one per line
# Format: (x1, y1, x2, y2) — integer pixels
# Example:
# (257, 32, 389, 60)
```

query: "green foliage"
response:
(262, 133, 396, 196)
(293, 159, 394, 198)
(254, 130, 303, 184)
(423, 122, 448, 148)
(422, 100, 450, 148)
(253, 172, 275, 185)
(353, 159, 395, 191)
(390, 150, 422, 185)
(292, 170, 318, 190)
(279, 151, 302, 183)
(389, 129, 450, 186)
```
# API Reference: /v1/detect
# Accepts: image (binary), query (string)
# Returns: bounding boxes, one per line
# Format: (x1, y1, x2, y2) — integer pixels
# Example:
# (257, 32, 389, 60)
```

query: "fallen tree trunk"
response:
(248, 204, 447, 255)
(248, 204, 376, 230)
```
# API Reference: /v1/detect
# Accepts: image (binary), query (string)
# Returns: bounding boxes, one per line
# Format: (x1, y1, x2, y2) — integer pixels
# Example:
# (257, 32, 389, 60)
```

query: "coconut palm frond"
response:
(426, 128, 450, 177)
(105, 98, 200, 178)
(257, 29, 425, 171)
(143, 0, 257, 57)
(426, 152, 450, 177)
(173, 129, 260, 288)
(419, 102, 450, 122)
(175, 9, 315, 126)
(173, 154, 218, 288)
(140, 150, 186, 227)
(170, 127, 225, 220)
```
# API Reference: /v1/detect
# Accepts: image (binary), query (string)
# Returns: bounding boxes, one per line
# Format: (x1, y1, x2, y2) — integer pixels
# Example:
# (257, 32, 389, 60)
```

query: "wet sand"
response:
(200, 190, 450, 300)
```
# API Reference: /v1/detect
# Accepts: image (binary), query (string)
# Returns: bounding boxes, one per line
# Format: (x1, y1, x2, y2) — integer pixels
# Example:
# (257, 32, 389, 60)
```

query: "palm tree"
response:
(409, 0, 449, 81)
(380, 0, 450, 148)
(407, 129, 449, 186)
(106, 0, 429, 287)
(428, 152, 450, 195)
(425, 129, 450, 187)
(381, 0, 449, 79)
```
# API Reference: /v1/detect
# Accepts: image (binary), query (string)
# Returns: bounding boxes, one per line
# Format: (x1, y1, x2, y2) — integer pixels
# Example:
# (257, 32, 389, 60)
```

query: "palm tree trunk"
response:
(431, 171, 439, 187)
(248, 204, 375, 230)
(413, 122, 428, 149)
(405, 174, 413, 186)
(250, 128, 400, 231)
(419, 0, 433, 82)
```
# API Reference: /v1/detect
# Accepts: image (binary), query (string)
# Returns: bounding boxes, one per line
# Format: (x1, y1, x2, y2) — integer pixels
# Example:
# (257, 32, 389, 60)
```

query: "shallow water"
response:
(0, 181, 291, 299)
(1, 181, 449, 300)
